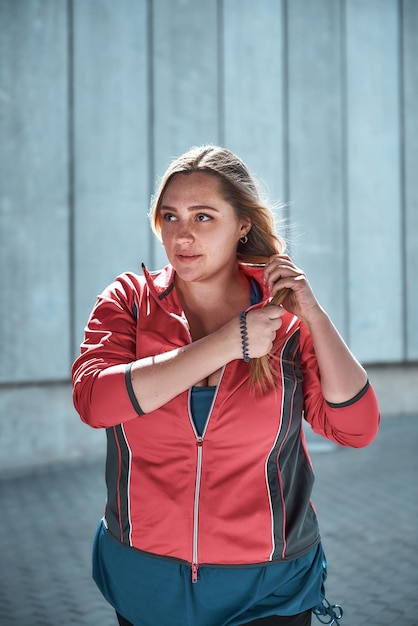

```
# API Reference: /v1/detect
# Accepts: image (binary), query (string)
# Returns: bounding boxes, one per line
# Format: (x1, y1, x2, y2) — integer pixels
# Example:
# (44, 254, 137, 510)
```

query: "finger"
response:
(264, 266, 300, 290)
(265, 261, 300, 281)
(267, 310, 284, 331)
(265, 305, 285, 319)
(265, 253, 291, 265)
(264, 254, 293, 271)
(270, 319, 282, 332)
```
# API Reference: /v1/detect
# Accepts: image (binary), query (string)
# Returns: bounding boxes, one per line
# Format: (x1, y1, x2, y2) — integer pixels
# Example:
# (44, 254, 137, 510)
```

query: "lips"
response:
(176, 252, 201, 262)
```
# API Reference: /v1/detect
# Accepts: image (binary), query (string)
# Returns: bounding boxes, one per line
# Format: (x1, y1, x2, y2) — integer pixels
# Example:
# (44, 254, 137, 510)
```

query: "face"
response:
(159, 172, 250, 284)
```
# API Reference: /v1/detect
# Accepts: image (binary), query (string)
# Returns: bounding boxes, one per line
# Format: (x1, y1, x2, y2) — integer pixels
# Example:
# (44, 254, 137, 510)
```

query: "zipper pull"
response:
(191, 562, 199, 583)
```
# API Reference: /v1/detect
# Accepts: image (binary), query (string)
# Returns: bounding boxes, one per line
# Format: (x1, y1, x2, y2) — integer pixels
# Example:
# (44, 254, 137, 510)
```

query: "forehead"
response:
(161, 172, 225, 206)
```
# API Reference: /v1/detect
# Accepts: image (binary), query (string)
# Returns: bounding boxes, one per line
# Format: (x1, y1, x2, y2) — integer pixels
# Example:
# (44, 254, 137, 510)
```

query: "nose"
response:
(174, 219, 194, 243)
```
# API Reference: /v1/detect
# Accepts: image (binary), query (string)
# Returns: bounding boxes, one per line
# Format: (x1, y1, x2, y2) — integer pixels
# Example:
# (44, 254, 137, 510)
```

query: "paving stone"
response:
(0, 415, 417, 625)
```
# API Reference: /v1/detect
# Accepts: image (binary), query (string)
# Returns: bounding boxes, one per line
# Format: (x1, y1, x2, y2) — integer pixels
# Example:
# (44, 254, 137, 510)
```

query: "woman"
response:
(72, 145, 379, 626)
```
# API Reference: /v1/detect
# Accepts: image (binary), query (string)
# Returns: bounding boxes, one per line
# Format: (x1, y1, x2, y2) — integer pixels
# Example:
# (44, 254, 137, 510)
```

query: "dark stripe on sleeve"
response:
(125, 363, 144, 415)
(326, 379, 370, 409)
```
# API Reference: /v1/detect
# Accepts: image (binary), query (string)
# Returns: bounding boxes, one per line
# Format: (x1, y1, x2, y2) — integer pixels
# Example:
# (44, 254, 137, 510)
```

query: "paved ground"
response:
(0, 415, 417, 626)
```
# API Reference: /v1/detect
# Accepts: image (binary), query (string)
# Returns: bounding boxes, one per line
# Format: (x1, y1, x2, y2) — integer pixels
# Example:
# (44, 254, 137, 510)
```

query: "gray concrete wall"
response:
(1, 0, 417, 472)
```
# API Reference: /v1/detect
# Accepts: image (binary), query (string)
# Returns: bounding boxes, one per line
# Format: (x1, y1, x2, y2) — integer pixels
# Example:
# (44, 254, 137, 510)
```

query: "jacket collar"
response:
(141, 262, 271, 310)
(141, 263, 177, 300)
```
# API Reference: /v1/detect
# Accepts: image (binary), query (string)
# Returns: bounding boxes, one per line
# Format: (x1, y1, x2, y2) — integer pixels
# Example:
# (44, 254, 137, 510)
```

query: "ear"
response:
(239, 218, 252, 237)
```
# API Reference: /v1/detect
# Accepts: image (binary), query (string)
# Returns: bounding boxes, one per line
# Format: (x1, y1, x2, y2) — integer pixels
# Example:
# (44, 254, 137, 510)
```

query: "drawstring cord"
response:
(313, 598, 344, 625)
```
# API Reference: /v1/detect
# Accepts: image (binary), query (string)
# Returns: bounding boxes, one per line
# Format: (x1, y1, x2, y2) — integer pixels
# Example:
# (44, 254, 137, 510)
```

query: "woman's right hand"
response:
(242, 306, 285, 359)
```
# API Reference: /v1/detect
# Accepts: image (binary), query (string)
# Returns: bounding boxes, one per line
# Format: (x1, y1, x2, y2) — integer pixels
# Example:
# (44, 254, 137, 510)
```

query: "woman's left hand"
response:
(263, 255, 322, 325)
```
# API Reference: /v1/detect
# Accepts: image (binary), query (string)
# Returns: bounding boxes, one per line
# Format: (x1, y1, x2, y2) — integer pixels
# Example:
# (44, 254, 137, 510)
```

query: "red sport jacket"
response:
(72, 263, 379, 579)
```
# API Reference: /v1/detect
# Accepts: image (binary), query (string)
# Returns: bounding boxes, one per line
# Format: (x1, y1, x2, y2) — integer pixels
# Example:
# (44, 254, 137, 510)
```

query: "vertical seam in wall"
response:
(67, 0, 75, 363)
(398, 0, 407, 361)
(282, 0, 290, 248)
(147, 0, 155, 269)
(340, 0, 349, 344)
(217, 0, 225, 146)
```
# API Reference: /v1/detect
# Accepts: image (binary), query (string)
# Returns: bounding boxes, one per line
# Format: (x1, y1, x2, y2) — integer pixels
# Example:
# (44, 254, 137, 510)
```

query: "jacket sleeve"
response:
(71, 273, 144, 429)
(299, 323, 380, 448)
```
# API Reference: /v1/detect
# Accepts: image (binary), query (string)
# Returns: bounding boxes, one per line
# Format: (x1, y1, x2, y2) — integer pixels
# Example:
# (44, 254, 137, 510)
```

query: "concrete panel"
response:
(287, 0, 346, 335)
(367, 364, 418, 418)
(345, 0, 402, 362)
(152, 0, 220, 268)
(0, 0, 70, 383)
(403, 0, 418, 359)
(0, 384, 105, 473)
(73, 0, 150, 350)
(223, 0, 285, 209)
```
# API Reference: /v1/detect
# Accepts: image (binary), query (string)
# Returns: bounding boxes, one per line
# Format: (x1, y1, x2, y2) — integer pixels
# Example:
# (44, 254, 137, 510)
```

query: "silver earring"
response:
(240, 235, 248, 244)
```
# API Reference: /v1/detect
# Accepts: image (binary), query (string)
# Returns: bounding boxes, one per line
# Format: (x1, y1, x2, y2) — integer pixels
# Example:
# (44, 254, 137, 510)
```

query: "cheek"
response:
(215, 226, 241, 246)
(160, 224, 173, 246)
(161, 234, 174, 257)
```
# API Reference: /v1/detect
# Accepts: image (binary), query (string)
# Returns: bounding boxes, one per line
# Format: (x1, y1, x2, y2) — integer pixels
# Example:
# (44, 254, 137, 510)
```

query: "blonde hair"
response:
(149, 145, 288, 391)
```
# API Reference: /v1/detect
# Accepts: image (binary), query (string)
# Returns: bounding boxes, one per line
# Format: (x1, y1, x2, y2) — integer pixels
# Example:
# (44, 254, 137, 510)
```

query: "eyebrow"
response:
(160, 205, 220, 213)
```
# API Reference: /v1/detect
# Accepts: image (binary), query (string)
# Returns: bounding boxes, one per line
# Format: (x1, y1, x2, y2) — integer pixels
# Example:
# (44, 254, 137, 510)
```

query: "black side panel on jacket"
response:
(105, 425, 131, 544)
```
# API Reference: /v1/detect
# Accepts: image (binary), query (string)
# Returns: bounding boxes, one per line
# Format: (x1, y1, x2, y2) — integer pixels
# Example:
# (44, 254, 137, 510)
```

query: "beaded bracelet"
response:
(239, 311, 251, 362)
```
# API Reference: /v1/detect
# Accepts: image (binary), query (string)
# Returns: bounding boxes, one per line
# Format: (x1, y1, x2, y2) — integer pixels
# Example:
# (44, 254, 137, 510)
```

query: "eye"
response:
(161, 212, 177, 222)
(196, 213, 212, 222)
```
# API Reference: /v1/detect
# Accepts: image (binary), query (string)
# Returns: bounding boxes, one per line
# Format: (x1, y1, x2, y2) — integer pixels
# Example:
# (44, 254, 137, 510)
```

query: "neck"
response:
(175, 265, 249, 312)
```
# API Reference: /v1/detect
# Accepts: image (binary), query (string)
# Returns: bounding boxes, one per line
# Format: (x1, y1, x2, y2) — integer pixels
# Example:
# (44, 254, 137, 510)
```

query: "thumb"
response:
(266, 305, 285, 319)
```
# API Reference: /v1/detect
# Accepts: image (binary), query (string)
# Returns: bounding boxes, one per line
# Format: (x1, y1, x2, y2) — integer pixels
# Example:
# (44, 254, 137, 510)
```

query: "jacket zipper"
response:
(167, 310, 200, 581)
(175, 306, 227, 584)
(189, 373, 224, 583)
(192, 436, 203, 582)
